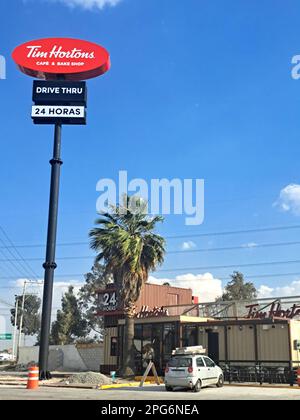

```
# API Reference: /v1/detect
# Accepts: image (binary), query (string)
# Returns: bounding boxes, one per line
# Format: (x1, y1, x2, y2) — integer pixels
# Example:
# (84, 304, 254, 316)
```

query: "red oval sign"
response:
(12, 38, 110, 81)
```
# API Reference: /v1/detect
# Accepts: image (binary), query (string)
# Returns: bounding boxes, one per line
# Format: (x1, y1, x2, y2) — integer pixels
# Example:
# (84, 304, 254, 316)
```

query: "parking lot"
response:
(0, 384, 299, 400)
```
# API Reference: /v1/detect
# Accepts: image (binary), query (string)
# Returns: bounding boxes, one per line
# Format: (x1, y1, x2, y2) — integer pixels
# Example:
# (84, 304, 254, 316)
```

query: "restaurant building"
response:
(98, 284, 300, 382)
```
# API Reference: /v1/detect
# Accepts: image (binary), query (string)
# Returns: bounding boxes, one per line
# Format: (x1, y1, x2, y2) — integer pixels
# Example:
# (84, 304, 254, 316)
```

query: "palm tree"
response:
(89, 196, 165, 376)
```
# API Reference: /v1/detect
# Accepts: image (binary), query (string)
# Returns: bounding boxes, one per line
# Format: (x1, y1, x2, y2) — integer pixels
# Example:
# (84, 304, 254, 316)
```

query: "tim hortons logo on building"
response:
(135, 305, 169, 319)
(245, 302, 300, 320)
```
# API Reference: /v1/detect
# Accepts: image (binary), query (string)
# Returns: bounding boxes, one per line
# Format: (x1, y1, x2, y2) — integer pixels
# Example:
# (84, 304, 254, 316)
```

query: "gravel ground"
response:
(66, 372, 112, 386)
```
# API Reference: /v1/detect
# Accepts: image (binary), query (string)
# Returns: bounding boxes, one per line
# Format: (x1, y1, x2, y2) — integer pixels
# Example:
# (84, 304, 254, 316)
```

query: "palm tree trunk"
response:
(120, 314, 135, 377)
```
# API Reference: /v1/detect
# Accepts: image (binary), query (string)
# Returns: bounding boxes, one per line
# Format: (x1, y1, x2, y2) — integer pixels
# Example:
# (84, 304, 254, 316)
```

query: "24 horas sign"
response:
(12, 38, 110, 80)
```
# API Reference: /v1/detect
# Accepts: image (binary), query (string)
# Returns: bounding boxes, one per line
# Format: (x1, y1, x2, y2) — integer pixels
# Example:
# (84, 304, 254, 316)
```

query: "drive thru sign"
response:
(31, 105, 86, 125)
(32, 81, 87, 104)
(31, 80, 87, 125)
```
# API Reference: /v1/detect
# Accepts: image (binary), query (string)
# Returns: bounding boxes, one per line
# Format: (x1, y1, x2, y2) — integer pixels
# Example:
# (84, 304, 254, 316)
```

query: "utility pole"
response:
(38, 123, 63, 380)
(12, 296, 19, 361)
(17, 281, 27, 358)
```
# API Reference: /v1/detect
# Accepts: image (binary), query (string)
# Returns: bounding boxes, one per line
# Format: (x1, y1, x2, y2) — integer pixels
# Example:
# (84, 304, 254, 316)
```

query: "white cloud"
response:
(181, 241, 196, 250)
(148, 272, 222, 303)
(242, 242, 258, 248)
(24, 0, 123, 10)
(51, 0, 122, 9)
(274, 184, 300, 216)
(258, 280, 300, 298)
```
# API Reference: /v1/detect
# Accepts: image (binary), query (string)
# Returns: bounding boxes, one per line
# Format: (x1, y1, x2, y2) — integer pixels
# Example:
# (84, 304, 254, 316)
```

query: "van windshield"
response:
(168, 357, 192, 368)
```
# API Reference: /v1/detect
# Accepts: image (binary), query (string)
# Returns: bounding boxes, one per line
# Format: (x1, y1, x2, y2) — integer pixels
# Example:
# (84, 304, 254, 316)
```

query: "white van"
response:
(164, 347, 224, 392)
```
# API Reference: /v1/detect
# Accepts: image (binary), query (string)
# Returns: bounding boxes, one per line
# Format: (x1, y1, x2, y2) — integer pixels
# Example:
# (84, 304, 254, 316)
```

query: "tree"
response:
(10, 294, 41, 337)
(220, 271, 257, 301)
(78, 263, 112, 339)
(50, 286, 88, 345)
(89, 195, 165, 377)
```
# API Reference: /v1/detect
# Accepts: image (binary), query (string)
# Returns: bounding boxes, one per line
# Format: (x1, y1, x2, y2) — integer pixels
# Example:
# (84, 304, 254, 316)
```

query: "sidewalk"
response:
(1, 371, 299, 390)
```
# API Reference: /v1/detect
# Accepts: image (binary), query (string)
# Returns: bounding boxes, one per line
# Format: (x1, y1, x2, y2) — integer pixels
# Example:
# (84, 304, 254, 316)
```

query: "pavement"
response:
(0, 384, 299, 400)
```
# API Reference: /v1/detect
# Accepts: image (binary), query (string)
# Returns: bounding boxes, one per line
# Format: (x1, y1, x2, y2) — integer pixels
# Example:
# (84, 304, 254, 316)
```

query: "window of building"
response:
(134, 324, 143, 373)
(163, 324, 175, 354)
(134, 324, 143, 353)
(182, 325, 198, 346)
(142, 324, 152, 348)
(110, 337, 118, 356)
(152, 324, 162, 366)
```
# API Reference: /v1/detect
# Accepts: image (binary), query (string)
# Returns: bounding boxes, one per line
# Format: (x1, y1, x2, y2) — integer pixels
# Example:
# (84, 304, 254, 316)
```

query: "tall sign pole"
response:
(39, 122, 63, 379)
(12, 38, 110, 379)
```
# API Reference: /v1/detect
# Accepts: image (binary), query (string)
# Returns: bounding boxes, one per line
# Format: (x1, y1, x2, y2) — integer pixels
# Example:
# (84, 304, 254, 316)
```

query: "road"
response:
(0, 384, 299, 400)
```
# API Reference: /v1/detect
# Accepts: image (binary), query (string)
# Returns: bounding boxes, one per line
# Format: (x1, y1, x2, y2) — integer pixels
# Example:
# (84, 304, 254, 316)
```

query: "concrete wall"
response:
(18, 343, 103, 372)
(208, 324, 290, 362)
(76, 343, 104, 371)
(257, 324, 290, 361)
(227, 325, 256, 360)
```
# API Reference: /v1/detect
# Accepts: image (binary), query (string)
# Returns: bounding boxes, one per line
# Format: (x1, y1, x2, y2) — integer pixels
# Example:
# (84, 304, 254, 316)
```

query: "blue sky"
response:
(2, 0, 300, 336)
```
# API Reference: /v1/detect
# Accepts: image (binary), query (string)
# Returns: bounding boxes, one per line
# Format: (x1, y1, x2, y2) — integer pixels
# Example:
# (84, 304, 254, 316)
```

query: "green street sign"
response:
(0, 334, 12, 340)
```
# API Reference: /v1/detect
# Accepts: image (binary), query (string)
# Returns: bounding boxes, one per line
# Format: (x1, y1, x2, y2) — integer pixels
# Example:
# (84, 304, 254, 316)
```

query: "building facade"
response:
(98, 284, 300, 381)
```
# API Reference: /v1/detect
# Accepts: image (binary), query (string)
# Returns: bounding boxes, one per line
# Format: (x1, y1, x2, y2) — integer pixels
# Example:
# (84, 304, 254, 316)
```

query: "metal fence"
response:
(218, 360, 300, 385)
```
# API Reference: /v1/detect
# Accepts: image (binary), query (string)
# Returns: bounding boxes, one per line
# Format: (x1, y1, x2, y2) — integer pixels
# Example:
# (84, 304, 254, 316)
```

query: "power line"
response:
(0, 273, 83, 280)
(1, 238, 300, 263)
(164, 224, 300, 239)
(0, 246, 29, 279)
(2, 258, 300, 280)
(171, 240, 300, 254)
(0, 271, 299, 290)
(0, 230, 39, 282)
(0, 241, 87, 249)
(0, 256, 21, 279)
(157, 260, 300, 273)
(218, 272, 300, 281)
(2, 223, 300, 249)
(0, 298, 14, 308)
(0, 271, 300, 284)
(0, 226, 40, 281)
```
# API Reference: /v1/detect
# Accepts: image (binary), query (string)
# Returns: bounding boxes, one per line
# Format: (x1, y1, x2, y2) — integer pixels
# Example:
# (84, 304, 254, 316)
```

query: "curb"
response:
(0, 382, 26, 387)
(134, 376, 164, 384)
(43, 383, 98, 390)
(224, 383, 300, 390)
(99, 381, 151, 390)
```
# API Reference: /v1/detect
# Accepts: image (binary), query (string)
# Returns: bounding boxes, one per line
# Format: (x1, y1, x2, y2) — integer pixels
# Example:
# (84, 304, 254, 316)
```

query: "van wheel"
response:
(165, 386, 173, 392)
(216, 375, 224, 388)
(194, 380, 201, 392)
